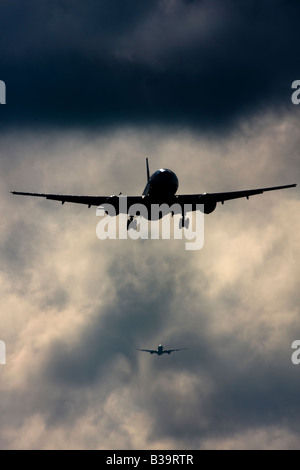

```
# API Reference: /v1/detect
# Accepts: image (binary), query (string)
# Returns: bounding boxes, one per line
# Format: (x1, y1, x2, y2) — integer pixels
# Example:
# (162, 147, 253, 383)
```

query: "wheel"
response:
(179, 217, 190, 229)
(127, 216, 136, 230)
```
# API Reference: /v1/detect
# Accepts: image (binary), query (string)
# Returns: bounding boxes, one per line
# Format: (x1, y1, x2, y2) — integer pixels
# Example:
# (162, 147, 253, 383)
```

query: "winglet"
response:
(146, 157, 150, 182)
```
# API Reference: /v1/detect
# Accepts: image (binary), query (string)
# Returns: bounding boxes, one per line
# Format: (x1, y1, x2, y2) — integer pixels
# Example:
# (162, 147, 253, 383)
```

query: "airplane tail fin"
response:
(146, 157, 150, 182)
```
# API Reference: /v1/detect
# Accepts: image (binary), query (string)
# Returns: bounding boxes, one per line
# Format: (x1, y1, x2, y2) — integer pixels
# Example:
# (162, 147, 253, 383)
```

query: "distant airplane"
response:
(11, 158, 296, 228)
(137, 344, 187, 355)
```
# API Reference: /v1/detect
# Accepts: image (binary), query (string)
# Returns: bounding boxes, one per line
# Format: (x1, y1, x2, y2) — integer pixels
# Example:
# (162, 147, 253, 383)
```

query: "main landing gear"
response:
(126, 213, 190, 230)
(179, 215, 189, 229)
(127, 216, 137, 230)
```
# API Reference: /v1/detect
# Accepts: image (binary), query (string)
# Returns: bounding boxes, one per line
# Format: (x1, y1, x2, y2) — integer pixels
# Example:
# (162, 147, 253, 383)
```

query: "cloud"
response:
(0, 0, 300, 450)
(0, 111, 299, 449)
(1, 0, 300, 129)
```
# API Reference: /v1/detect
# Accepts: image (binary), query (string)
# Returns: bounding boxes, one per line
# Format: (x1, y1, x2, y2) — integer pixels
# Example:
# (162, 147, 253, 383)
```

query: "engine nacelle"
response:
(190, 196, 217, 214)
(203, 200, 217, 214)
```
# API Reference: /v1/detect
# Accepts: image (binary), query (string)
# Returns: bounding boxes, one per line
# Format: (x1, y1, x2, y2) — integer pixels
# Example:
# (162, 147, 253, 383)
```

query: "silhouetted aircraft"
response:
(11, 158, 296, 228)
(137, 344, 187, 355)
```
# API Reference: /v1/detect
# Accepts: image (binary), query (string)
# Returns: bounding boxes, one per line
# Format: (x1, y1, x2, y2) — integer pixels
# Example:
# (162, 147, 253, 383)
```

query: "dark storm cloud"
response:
(43, 245, 189, 388)
(143, 337, 300, 445)
(0, 125, 299, 448)
(18, 240, 300, 446)
(1, 0, 300, 130)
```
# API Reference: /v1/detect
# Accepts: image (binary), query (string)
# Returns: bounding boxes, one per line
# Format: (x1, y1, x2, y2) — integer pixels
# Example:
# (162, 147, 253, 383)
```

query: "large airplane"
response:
(11, 158, 296, 228)
(137, 344, 187, 355)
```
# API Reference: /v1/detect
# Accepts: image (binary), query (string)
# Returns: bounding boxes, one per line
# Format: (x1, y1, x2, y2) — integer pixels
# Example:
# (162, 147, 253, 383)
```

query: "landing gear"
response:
(127, 216, 137, 230)
(179, 216, 190, 229)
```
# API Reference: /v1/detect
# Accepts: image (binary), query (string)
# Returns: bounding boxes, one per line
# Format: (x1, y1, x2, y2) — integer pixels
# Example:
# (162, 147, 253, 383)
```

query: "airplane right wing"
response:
(11, 191, 145, 210)
(11, 191, 108, 207)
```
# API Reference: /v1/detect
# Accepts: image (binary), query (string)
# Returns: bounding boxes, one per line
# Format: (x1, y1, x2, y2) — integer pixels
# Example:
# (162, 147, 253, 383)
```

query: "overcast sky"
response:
(1, 0, 300, 450)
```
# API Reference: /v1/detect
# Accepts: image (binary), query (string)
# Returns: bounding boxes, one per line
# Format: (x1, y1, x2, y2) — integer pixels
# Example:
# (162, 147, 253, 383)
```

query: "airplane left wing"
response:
(201, 183, 297, 204)
(176, 183, 297, 207)
(165, 348, 187, 354)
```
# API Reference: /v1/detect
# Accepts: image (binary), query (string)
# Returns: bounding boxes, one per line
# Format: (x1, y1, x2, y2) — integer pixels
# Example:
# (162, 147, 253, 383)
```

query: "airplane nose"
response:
(160, 170, 179, 193)
(149, 168, 179, 198)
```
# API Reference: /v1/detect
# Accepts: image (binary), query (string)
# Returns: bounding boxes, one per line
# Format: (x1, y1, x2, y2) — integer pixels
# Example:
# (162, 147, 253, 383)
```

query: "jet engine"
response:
(203, 200, 217, 214)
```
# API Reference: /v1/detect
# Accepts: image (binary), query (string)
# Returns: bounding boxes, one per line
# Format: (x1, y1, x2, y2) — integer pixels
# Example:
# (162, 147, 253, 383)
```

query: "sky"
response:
(1, 0, 300, 450)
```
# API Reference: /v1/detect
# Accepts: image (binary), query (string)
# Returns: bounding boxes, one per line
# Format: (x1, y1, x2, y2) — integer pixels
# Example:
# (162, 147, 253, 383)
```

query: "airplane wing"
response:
(10, 191, 108, 207)
(176, 184, 297, 206)
(11, 191, 144, 208)
(164, 348, 187, 354)
(201, 184, 297, 204)
(175, 184, 297, 204)
(11, 183, 296, 211)
(136, 348, 157, 354)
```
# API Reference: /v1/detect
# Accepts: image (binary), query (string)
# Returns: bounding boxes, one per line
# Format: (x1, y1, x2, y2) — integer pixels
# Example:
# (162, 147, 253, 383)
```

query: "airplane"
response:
(11, 158, 296, 228)
(137, 344, 187, 355)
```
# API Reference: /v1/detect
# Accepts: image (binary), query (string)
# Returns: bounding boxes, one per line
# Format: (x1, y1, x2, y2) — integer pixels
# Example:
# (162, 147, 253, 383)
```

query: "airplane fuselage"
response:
(155, 344, 171, 355)
(142, 169, 179, 201)
(149, 344, 166, 355)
